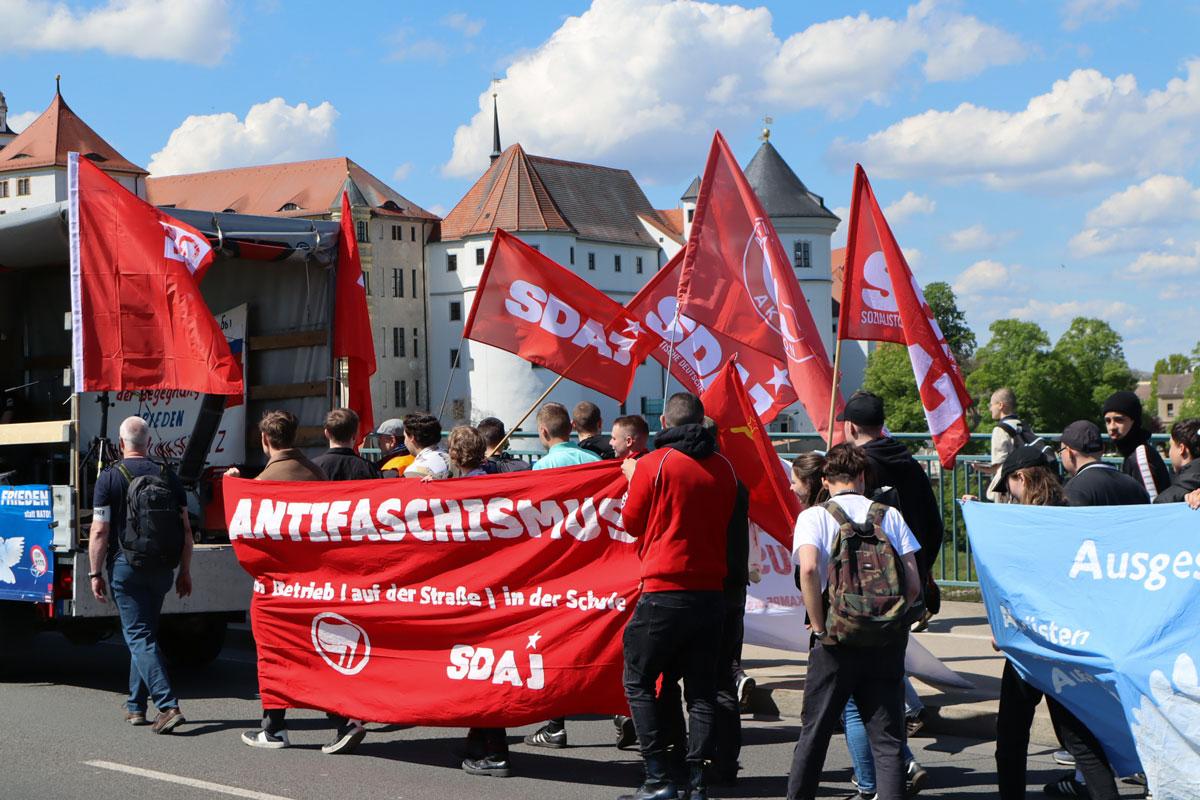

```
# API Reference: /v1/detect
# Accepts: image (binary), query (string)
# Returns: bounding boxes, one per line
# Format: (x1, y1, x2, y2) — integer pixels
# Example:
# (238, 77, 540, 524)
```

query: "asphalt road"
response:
(1, 631, 1144, 800)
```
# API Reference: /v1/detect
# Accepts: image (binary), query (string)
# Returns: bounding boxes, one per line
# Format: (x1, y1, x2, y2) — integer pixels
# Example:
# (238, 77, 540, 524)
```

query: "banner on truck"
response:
(0, 485, 54, 603)
(79, 304, 247, 466)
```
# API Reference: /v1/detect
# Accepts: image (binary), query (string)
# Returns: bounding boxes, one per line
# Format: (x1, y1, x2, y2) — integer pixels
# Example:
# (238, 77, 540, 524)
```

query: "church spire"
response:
(490, 89, 502, 163)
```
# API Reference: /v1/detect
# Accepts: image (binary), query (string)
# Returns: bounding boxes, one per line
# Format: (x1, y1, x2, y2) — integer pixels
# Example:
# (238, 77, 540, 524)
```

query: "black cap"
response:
(1061, 420, 1104, 455)
(1102, 391, 1142, 421)
(836, 391, 885, 427)
(994, 444, 1054, 493)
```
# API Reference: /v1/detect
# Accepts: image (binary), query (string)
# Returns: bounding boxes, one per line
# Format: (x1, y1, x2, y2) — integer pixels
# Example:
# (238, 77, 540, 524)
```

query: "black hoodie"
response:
(862, 436, 944, 577)
(1156, 460, 1200, 504)
(1114, 426, 1171, 501)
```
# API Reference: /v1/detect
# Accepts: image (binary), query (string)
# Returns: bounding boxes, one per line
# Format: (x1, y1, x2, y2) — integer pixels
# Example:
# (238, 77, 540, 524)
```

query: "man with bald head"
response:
(975, 388, 1025, 503)
(89, 416, 193, 734)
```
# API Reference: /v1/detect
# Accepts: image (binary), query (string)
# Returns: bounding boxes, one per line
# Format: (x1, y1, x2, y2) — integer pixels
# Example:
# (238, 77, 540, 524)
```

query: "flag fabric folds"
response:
(334, 191, 378, 439)
(463, 229, 643, 402)
(625, 251, 798, 423)
(839, 164, 972, 468)
(67, 152, 242, 395)
(700, 359, 800, 546)
(676, 132, 842, 433)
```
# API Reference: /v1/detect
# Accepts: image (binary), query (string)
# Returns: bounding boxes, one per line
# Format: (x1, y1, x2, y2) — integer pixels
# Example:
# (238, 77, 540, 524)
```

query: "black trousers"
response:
(712, 594, 747, 776)
(623, 590, 724, 765)
(262, 708, 348, 735)
(466, 727, 508, 759)
(786, 638, 907, 800)
(995, 660, 1119, 800)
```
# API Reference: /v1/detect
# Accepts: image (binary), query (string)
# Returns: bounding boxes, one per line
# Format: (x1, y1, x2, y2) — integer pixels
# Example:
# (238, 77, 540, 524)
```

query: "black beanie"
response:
(1102, 390, 1142, 422)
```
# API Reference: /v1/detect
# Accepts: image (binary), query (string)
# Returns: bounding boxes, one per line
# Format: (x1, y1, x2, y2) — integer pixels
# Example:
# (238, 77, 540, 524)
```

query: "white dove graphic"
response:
(0, 536, 26, 584)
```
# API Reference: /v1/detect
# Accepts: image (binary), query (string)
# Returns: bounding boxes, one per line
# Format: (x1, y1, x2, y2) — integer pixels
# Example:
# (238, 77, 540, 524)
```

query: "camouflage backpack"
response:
(821, 499, 912, 647)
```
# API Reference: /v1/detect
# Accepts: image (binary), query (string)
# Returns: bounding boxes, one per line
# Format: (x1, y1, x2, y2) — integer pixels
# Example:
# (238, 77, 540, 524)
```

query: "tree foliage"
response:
(924, 282, 976, 364)
(1052, 317, 1135, 415)
(966, 320, 1085, 431)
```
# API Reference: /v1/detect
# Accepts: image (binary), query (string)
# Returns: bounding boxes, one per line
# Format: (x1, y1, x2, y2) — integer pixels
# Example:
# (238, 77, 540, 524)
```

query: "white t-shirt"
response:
(791, 494, 921, 590)
(403, 446, 452, 480)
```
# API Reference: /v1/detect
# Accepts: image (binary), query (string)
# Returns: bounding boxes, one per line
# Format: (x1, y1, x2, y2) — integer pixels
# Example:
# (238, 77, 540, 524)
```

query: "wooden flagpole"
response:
(825, 338, 843, 450)
(488, 372, 568, 457)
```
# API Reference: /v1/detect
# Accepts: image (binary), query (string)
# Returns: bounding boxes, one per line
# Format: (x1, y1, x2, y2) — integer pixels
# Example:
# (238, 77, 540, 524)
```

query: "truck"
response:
(0, 201, 342, 665)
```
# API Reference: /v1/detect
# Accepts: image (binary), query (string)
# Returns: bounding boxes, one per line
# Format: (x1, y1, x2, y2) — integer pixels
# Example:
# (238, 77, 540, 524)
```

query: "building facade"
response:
(147, 158, 437, 424)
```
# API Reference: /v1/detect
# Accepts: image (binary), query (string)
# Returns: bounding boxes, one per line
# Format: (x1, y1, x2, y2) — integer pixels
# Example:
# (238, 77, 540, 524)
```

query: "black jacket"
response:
(313, 448, 382, 481)
(579, 433, 616, 460)
(1065, 462, 1149, 506)
(483, 453, 532, 474)
(1114, 427, 1171, 500)
(1155, 460, 1200, 504)
(862, 436, 944, 576)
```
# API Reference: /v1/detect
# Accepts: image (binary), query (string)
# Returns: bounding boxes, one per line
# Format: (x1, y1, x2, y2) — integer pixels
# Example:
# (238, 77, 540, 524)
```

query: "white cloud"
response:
(942, 224, 1016, 252)
(1007, 298, 1142, 332)
(4, 0, 233, 66)
(1127, 243, 1200, 276)
(445, 0, 1025, 177)
(953, 259, 1017, 295)
(442, 12, 483, 37)
(392, 162, 413, 183)
(7, 110, 38, 133)
(833, 60, 1200, 190)
(883, 191, 936, 223)
(1070, 175, 1200, 257)
(903, 247, 922, 268)
(427, 203, 449, 218)
(386, 27, 449, 62)
(1062, 0, 1137, 30)
(148, 98, 338, 176)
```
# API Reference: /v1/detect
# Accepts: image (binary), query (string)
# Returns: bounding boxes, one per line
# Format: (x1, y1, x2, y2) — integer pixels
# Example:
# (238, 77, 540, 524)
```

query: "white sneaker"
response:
(241, 729, 290, 749)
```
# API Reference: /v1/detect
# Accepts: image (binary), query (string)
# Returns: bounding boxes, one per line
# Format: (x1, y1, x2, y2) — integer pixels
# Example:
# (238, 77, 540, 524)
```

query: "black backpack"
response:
(997, 420, 1057, 464)
(116, 463, 185, 569)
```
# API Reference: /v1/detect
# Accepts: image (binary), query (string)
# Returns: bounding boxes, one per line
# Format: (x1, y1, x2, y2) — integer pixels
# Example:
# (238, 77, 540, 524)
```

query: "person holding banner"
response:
(618, 392, 739, 800)
(478, 417, 531, 474)
(1102, 391, 1170, 501)
(610, 415, 650, 461)
(574, 401, 616, 460)
(1156, 419, 1200, 504)
(374, 418, 413, 477)
(314, 409, 382, 481)
(1059, 421, 1149, 507)
(400, 414, 451, 480)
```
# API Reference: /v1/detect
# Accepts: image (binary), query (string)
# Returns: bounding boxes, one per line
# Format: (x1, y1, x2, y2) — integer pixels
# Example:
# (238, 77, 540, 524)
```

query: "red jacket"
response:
(621, 425, 738, 592)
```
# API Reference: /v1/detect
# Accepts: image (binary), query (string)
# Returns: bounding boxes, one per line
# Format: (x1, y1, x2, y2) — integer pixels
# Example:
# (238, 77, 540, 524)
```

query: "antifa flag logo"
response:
(742, 218, 810, 364)
(311, 612, 371, 675)
(160, 221, 212, 276)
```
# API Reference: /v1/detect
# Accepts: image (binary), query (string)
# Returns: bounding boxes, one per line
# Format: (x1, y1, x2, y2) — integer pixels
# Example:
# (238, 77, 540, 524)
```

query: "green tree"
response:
(1182, 376, 1200, 419)
(966, 319, 1086, 431)
(861, 281, 977, 432)
(1149, 354, 1193, 412)
(1052, 317, 1136, 416)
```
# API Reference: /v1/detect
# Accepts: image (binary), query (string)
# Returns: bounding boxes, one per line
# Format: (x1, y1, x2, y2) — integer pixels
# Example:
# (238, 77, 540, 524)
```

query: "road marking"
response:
(84, 761, 295, 800)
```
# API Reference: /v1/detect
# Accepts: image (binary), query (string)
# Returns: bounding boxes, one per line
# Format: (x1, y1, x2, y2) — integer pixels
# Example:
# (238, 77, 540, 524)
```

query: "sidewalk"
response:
(741, 600, 1058, 746)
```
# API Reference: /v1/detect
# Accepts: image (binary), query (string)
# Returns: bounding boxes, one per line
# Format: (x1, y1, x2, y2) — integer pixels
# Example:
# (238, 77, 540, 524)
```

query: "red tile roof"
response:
(0, 91, 147, 176)
(832, 246, 846, 301)
(639, 210, 684, 244)
(146, 157, 438, 220)
(438, 144, 659, 247)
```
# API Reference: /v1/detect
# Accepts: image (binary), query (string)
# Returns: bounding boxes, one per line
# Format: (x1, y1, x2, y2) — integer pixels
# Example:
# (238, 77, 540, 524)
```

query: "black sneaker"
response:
(321, 720, 366, 754)
(523, 724, 567, 748)
(844, 792, 877, 800)
(906, 760, 928, 796)
(462, 754, 511, 777)
(736, 673, 756, 711)
(614, 715, 638, 750)
(1043, 776, 1089, 798)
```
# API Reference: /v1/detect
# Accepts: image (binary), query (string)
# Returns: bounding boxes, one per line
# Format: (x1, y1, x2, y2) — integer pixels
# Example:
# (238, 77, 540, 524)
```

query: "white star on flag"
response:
(767, 365, 790, 395)
(527, 631, 542, 650)
(622, 319, 642, 338)
(356, 275, 365, 289)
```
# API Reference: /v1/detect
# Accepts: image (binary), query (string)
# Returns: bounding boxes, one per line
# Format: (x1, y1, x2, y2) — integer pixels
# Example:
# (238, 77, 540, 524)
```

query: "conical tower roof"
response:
(743, 141, 837, 220)
(438, 143, 573, 241)
(0, 89, 146, 176)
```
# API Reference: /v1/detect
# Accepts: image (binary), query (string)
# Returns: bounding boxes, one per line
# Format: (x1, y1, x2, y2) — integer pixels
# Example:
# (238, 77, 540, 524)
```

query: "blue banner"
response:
(964, 501, 1200, 800)
(0, 485, 55, 603)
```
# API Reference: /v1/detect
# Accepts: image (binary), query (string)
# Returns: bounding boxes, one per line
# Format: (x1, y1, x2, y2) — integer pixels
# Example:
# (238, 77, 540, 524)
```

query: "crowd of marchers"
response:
(86, 385, 1200, 800)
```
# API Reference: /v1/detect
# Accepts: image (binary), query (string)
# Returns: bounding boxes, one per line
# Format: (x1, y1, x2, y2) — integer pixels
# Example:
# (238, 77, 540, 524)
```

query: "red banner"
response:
(625, 251, 797, 423)
(223, 462, 637, 726)
(676, 132, 842, 432)
(68, 153, 242, 395)
(463, 230, 642, 402)
(334, 191, 377, 440)
(701, 360, 799, 545)
(839, 165, 972, 468)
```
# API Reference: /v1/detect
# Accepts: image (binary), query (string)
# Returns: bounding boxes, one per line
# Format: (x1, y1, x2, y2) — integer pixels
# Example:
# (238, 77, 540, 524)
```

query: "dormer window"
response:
(83, 152, 108, 163)
(382, 200, 403, 212)
(279, 202, 300, 212)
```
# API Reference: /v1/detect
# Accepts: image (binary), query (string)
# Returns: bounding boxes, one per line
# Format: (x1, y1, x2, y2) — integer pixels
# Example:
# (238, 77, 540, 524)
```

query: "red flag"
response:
(463, 230, 643, 401)
(839, 164, 972, 468)
(334, 191, 377, 440)
(224, 461, 634, 725)
(677, 132, 842, 433)
(625, 251, 797, 423)
(68, 153, 242, 395)
(701, 359, 800, 546)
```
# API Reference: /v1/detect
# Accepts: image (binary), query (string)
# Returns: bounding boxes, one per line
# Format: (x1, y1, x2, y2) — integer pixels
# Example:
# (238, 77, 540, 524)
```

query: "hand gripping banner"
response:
(224, 462, 637, 727)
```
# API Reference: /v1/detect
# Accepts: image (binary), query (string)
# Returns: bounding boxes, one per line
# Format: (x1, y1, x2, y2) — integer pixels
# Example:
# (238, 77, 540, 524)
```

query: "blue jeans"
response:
(844, 696, 915, 793)
(110, 554, 178, 713)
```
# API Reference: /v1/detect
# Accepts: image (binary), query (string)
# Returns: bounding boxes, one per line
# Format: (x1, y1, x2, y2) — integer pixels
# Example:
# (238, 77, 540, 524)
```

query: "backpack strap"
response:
(996, 421, 1019, 440)
(116, 463, 134, 485)
(865, 502, 890, 541)
(820, 499, 851, 527)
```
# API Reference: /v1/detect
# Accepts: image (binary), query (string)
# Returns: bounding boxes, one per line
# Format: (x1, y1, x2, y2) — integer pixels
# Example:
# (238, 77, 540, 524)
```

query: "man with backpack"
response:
(975, 388, 1049, 503)
(88, 416, 192, 735)
(786, 443, 922, 800)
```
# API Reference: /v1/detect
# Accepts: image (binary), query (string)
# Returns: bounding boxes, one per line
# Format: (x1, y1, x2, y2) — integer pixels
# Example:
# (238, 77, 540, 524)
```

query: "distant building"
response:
(0, 85, 148, 213)
(147, 158, 438, 422)
(1156, 373, 1194, 423)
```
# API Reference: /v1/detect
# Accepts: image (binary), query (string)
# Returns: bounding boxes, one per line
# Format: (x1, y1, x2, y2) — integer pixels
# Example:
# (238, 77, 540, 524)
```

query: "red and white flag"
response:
(334, 191, 377, 440)
(68, 153, 242, 395)
(625, 251, 797, 423)
(464, 230, 643, 402)
(839, 164, 972, 468)
(677, 132, 842, 433)
(701, 359, 800, 545)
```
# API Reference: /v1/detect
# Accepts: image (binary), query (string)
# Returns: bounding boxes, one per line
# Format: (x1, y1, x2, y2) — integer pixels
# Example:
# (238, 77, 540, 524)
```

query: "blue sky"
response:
(4, 0, 1199, 370)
